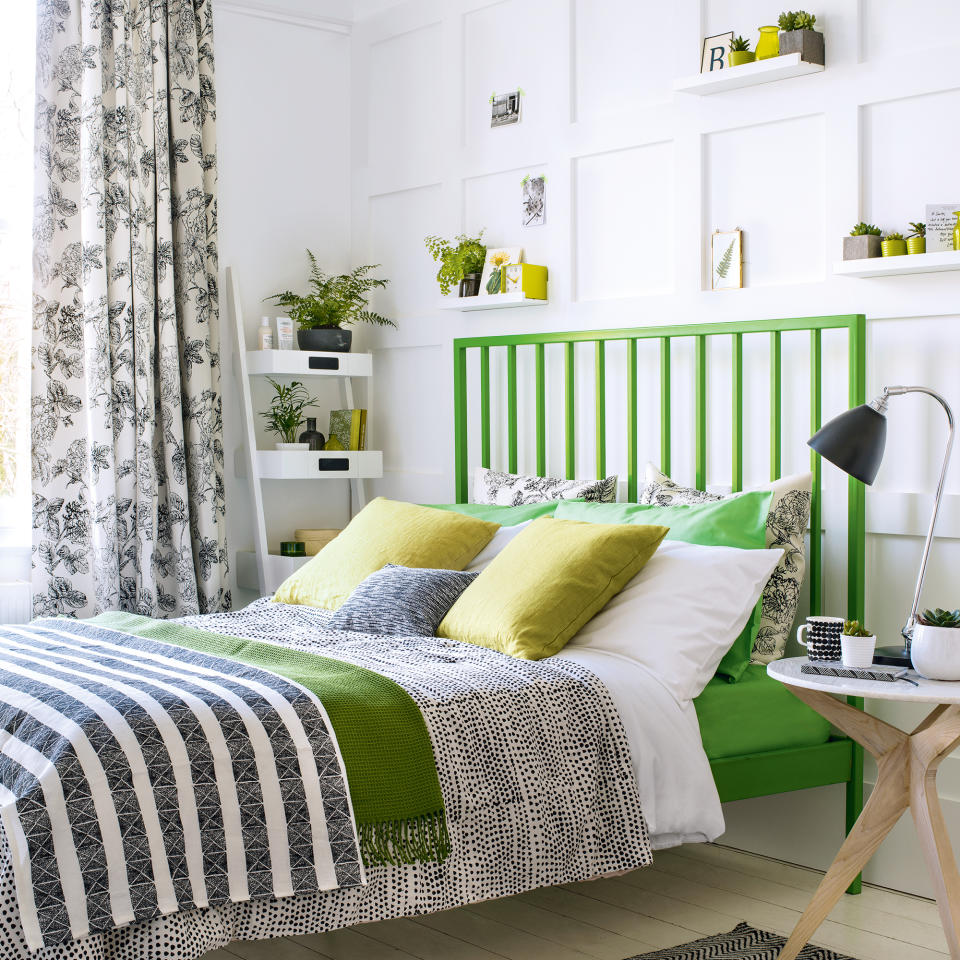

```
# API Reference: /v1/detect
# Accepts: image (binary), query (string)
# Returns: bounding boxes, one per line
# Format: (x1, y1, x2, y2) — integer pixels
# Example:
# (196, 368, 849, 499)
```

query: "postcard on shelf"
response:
(926, 204, 960, 253)
(480, 246, 523, 295)
(328, 409, 367, 451)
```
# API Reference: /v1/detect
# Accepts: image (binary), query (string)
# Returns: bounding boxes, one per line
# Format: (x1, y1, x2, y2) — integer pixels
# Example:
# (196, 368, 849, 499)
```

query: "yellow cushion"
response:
(437, 516, 668, 660)
(273, 497, 500, 610)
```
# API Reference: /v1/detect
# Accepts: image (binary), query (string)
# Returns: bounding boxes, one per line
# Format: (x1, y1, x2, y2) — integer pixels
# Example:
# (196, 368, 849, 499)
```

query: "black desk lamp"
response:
(808, 386, 955, 666)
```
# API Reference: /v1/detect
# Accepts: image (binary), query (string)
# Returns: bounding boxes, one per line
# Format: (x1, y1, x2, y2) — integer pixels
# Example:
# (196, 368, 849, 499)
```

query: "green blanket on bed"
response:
(92, 612, 450, 867)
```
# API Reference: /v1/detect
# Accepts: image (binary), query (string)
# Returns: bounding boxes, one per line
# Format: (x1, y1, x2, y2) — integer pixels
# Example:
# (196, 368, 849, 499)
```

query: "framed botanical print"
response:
(480, 246, 523, 295)
(711, 230, 742, 290)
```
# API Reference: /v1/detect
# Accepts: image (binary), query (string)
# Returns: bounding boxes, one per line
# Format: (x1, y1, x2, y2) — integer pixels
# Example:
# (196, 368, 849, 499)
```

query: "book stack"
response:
(326, 409, 367, 451)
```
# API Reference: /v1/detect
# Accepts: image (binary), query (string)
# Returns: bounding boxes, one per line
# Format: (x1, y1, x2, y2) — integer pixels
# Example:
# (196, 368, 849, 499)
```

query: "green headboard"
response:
(452, 314, 867, 622)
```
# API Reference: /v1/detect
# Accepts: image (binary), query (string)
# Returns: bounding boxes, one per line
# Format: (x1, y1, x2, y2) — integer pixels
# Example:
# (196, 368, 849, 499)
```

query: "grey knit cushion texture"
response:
(327, 564, 479, 637)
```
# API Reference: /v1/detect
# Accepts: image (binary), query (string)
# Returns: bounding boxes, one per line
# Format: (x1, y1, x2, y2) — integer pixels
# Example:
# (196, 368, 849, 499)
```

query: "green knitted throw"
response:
(92, 612, 450, 867)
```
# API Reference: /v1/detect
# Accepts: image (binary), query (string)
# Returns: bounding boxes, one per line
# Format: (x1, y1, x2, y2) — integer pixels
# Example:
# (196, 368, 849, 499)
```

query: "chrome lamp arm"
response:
(872, 386, 956, 645)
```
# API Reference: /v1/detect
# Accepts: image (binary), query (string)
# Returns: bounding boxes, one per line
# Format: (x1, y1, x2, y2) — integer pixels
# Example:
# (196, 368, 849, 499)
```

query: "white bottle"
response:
(257, 317, 273, 350)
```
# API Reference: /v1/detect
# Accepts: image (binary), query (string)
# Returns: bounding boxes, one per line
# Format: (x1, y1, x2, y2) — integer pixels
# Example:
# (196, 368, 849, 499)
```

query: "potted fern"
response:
(424, 232, 487, 297)
(267, 251, 394, 353)
(260, 379, 319, 450)
(911, 608, 960, 681)
(881, 232, 907, 257)
(907, 222, 926, 255)
(777, 10, 825, 65)
(843, 222, 882, 260)
(729, 36, 755, 66)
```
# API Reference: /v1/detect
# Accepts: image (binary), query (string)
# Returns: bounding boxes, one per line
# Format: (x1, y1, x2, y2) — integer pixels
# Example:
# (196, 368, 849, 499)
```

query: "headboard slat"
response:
(564, 342, 576, 481)
(695, 335, 707, 491)
(595, 341, 606, 481)
(732, 333, 743, 493)
(810, 327, 823, 617)
(770, 331, 783, 482)
(659, 338, 671, 479)
(507, 345, 518, 474)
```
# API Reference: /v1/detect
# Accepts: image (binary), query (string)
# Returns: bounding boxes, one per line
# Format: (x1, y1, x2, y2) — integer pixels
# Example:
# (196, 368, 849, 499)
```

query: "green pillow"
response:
(424, 501, 562, 526)
(554, 492, 773, 682)
(438, 516, 668, 660)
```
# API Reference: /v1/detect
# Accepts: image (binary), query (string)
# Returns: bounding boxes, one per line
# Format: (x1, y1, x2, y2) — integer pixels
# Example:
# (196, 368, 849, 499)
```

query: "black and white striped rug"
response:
(625, 922, 856, 959)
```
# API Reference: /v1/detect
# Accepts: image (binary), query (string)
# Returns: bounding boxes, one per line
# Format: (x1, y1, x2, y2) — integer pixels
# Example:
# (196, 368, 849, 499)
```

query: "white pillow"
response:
(465, 521, 531, 572)
(565, 540, 782, 702)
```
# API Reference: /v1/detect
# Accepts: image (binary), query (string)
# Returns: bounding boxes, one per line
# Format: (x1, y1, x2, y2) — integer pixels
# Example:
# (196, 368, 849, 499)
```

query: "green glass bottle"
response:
(953, 211, 960, 251)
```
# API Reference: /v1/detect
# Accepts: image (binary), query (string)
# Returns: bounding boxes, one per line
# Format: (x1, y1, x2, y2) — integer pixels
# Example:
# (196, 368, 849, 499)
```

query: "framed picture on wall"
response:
(711, 230, 742, 290)
(480, 246, 523, 295)
(701, 32, 733, 73)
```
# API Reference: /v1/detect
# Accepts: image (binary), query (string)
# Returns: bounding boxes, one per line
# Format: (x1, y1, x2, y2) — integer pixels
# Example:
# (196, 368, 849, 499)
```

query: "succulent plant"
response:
(849, 222, 881, 237)
(882, 232, 905, 242)
(908, 221, 926, 238)
(779, 10, 817, 30)
(843, 620, 872, 637)
(730, 35, 751, 51)
(919, 608, 960, 628)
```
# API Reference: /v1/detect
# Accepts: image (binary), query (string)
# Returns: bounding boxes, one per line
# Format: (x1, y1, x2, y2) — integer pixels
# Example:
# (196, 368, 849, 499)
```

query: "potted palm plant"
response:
(911, 608, 960, 680)
(843, 222, 882, 260)
(260, 378, 319, 450)
(881, 232, 907, 257)
(728, 36, 755, 66)
(777, 10, 825, 64)
(267, 251, 394, 352)
(907, 222, 926, 255)
(424, 232, 487, 297)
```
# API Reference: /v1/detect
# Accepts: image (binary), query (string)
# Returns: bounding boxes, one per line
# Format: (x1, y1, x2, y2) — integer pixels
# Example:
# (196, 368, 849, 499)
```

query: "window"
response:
(0, 5, 35, 549)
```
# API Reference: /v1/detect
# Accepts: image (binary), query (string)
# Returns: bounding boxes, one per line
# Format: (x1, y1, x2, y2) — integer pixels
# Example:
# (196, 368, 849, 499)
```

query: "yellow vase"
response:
(756, 26, 780, 60)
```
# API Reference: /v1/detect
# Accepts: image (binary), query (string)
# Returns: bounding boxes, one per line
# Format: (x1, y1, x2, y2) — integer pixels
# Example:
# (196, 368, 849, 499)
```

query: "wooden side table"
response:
(768, 657, 960, 960)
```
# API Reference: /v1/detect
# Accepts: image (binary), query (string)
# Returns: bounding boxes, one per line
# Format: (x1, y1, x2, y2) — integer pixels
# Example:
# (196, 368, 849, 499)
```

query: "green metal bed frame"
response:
(453, 314, 867, 893)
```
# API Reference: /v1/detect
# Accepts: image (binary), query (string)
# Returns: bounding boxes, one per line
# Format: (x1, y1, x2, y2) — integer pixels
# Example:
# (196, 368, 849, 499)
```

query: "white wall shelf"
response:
(438, 293, 548, 312)
(236, 550, 310, 593)
(833, 250, 960, 279)
(246, 349, 373, 377)
(255, 449, 382, 480)
(674, 53, 823, 96)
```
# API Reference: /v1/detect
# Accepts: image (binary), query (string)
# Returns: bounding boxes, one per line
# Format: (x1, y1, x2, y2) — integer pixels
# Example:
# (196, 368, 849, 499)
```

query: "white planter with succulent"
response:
(260, 377, 318, 452)
(911, 608, 960, 681)
(841, 620, 877, 668)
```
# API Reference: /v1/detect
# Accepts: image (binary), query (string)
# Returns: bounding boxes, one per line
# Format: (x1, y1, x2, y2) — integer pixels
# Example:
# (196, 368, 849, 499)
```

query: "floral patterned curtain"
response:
(31, 0, 230, 618)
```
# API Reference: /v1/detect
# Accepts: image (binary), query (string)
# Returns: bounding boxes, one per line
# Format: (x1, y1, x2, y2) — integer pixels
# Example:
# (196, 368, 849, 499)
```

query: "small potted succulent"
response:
(881, 231, 907, 257)
(260, 378, 319, 450)
(424, 231, 487, 297)
(267, 251, 394, 353)
(844, 222, 882, 261)
(778, 10, 825, 65)
(841, 620, 876, 668)
(911, 608, 960, 681)
(728, 36, 755, 66)
(907, 222, 926, 255)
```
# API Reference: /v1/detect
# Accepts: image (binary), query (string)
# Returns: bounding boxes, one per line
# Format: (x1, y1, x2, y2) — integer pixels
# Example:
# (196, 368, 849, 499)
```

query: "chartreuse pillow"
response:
(273, 497, 499, 610)
(437, 516, 668, 660)
(424, 501, 562, 526)
(554, 492, 773, 682)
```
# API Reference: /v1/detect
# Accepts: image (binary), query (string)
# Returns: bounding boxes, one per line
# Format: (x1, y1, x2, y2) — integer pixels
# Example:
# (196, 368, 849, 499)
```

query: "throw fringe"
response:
(359, 809, 451, 866)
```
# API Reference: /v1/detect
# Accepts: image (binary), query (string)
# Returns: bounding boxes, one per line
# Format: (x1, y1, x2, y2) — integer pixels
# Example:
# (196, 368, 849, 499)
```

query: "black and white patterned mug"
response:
(796, 616, 844, 661)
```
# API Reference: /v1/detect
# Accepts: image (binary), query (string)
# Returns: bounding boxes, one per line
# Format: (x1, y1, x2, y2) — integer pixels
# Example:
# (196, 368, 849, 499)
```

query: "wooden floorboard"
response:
(207, 843, 950, 960)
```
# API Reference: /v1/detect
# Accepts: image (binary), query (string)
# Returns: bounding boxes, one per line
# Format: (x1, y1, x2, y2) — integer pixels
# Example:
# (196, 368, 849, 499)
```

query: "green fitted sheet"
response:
(694, 664, 832, 761)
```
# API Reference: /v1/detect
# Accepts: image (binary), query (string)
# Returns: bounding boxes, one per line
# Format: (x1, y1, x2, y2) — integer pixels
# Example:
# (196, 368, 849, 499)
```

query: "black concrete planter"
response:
(297, 327, 353, 352)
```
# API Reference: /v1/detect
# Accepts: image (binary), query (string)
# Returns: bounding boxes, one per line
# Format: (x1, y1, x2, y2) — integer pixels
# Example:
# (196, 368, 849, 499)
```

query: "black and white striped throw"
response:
(0, 619, 362, 950)
(625, 922, 856, 959)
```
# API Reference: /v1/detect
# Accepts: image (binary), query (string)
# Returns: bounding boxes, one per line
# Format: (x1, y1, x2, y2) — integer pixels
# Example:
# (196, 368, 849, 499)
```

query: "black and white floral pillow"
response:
(473, 467, 617, 506)
(639, 464, 812, 664)
(327, 565, 478, 637)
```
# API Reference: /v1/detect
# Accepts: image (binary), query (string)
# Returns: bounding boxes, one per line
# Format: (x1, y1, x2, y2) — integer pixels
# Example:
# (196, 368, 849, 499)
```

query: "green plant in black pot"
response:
(424, 232, 487, 296)
(267, 251, 394, 353)
(260, 378, 319, 447)
(729, 35, 755, 66)
(907, 221, 927, 255)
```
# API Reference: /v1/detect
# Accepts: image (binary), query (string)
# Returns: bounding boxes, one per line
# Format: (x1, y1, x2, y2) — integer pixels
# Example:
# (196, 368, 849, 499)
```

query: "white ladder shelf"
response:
(226, 266, 382, 594)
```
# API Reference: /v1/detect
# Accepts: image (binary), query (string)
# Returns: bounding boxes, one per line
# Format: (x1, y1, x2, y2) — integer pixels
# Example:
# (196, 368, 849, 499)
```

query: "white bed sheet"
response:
(557, 648, 725, 849)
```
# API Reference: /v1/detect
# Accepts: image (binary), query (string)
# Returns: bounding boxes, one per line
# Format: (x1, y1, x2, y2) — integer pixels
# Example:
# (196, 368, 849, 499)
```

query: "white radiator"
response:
(0, 581, 31, 624)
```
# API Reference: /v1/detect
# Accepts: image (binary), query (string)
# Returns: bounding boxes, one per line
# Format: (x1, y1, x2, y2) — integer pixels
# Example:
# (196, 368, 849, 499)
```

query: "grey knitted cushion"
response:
(327, 564, 478, 637)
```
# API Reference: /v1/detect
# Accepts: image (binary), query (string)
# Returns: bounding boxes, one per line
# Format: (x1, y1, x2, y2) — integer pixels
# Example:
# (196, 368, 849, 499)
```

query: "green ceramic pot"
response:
(728, 51, 756, 67)
(906, 237, 926, 255)
(756, 26, 780, 59)
(881, 238, 907, 257)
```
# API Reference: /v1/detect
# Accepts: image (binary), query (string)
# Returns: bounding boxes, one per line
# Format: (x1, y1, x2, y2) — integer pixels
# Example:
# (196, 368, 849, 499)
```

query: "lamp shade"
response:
(808, 404, 887, 485)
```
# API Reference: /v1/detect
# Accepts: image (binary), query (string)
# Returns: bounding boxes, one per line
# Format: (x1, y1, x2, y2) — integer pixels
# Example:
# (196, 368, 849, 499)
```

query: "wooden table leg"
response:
(775, 692, 960, 960)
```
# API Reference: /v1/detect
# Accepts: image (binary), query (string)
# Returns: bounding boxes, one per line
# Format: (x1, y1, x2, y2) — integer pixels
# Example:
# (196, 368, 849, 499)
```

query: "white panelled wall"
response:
(347, 0, 960, 898)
